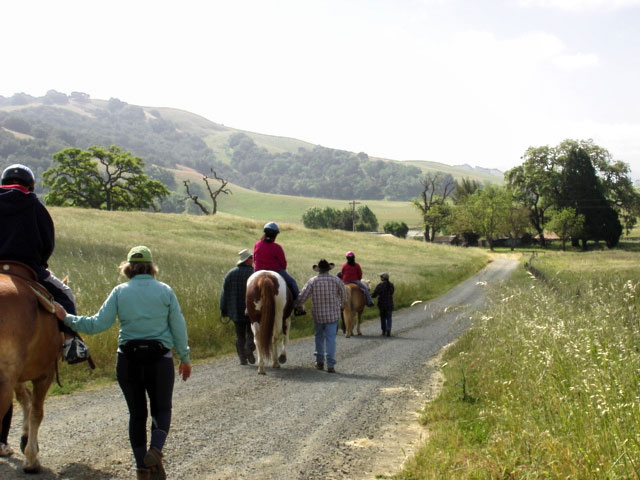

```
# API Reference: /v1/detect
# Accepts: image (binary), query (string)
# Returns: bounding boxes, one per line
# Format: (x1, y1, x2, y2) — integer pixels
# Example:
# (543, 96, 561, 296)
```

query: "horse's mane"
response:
(257, 275, 276, 358)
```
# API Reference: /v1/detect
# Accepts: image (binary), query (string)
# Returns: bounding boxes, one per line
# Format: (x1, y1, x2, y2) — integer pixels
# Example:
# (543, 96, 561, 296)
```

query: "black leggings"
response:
(116, 353, 174, 452)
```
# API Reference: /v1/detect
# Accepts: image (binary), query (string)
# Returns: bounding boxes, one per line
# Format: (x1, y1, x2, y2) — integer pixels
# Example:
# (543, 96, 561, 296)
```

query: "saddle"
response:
(0, 261, 56, 314)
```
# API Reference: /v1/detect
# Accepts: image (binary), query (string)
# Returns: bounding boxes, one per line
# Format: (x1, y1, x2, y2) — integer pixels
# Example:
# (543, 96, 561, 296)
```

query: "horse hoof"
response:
(23, 461, 41, 474)
(258, 370, 266, 375)
(278, 354, 287, 364)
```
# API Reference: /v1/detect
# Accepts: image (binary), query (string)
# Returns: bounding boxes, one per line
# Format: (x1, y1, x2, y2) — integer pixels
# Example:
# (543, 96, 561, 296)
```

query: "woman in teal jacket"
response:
(55, 246, 191, 480)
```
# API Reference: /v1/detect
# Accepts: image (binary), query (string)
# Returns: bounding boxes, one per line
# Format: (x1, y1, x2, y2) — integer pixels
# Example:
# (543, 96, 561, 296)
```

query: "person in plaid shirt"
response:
(220, 249, 256, 365)
(295, 259, 347, 373)
(372, 272, 395, 337)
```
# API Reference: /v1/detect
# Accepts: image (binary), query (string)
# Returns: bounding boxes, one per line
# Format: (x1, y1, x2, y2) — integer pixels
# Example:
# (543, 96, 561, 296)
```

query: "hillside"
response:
(172, 167, 422, 227)
(0, 90, 503, 207)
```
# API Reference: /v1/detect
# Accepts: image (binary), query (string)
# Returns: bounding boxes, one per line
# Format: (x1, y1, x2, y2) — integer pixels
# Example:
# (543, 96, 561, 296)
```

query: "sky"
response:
(3, 0, 640, 179)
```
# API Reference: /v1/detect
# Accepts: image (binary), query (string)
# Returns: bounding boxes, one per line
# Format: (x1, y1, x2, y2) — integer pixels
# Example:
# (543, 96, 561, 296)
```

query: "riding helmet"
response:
(1, 164, 35, 191)
(345, 251, 355, 258)
(263, 222, 280, 234)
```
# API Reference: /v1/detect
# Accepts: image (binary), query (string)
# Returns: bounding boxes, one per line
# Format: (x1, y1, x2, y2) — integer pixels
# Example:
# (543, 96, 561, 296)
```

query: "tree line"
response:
(413, 139, 640, 250)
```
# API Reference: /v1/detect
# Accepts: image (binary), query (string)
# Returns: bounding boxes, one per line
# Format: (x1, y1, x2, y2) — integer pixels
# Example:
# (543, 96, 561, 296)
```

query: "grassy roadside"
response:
(47, 207, 488, 394)
(397, 250, 640, 479)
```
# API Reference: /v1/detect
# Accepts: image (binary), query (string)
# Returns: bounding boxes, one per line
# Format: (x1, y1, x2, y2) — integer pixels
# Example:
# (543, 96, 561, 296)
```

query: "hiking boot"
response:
(136, 468, 151, 480)
(294, 306, 306, 317)
(143, 447, 165, 480)
(386, 330, 391, 337)
(313, 361, 324, 371)
(63, 336, 90, 364)
(0, 442, 14, 457)
(327, 367, 336, 373)
(239, 358, 248, 365)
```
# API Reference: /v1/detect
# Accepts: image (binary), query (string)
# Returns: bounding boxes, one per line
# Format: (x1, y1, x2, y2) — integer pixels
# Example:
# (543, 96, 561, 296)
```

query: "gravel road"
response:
(1, 257, 518, 480)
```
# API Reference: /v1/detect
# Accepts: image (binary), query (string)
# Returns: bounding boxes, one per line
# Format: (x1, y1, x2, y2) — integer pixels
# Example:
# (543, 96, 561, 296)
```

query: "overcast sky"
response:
(3, 0, 640, 178)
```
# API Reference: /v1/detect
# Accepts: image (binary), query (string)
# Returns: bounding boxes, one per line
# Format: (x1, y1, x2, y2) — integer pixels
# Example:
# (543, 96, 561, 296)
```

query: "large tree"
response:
(506, 139, 637, 248)
(412, 172, 455, 241)
(454, 185, 511, 251)
(43, 145, 169, 211)
(556, 145, 622, 248)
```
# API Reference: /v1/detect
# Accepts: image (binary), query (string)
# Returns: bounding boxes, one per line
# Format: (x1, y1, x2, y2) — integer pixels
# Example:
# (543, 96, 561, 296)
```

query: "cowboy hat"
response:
(313, 259, 335, 272)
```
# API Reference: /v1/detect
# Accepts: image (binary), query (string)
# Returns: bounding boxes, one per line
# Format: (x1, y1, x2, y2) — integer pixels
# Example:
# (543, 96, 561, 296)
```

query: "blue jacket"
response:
(64, 274, 191, 363)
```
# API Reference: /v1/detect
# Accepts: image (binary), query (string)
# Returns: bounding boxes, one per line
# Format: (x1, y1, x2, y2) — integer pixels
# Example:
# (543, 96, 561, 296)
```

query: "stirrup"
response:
(63, 336, 90, 364)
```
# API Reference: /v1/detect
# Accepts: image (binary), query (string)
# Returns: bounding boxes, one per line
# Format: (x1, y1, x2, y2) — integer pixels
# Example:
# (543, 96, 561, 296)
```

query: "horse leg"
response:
(13, 383, 31, 454)
(251, 322, 266, 375)
(356, 311, 363, 336)
(278, 317, 290, 364)
(21, 373, 53, 473)
(271, 326, 281, 369)
(344, 310, 353, 338)
(0, 379, 14, 452)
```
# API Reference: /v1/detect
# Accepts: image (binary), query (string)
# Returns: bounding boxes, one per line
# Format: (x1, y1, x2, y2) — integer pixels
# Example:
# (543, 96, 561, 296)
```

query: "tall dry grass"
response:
(399, 250, 640, 479)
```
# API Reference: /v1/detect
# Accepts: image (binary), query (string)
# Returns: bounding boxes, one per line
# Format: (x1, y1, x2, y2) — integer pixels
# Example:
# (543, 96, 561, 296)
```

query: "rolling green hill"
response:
(0, 92, 503, 201)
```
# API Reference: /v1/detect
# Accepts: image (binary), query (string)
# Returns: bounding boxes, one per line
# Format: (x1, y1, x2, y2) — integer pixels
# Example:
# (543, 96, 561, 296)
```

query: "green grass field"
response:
(47, 207, 487, 393)
(398, 250, 640, 479)
(171, 167, 423, 229)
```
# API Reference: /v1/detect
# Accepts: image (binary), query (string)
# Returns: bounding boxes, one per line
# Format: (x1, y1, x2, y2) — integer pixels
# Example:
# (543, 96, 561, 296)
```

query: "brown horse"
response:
(245, 270, 293, 375)
(343, 281, 369, 338)
(0, 262, 62, 473)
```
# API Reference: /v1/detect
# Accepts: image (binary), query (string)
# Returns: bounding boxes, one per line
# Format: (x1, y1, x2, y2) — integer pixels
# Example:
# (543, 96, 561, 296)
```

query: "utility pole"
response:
(349, 200, 360, 232)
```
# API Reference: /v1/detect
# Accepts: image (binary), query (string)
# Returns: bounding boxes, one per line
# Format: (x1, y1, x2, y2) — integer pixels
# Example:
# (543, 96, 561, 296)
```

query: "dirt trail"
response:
(1, 257, 518, 479)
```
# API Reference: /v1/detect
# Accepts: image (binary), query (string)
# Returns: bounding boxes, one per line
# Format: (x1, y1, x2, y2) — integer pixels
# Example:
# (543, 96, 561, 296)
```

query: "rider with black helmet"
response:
(0, 164, 88, 362)
(253, 221, 306, 316)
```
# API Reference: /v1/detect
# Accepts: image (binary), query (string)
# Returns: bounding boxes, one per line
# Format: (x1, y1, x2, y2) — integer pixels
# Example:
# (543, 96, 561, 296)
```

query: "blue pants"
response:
(276, 269, 300, 298)
(379, 307, 392, 333)
(314, 321, 338, 367)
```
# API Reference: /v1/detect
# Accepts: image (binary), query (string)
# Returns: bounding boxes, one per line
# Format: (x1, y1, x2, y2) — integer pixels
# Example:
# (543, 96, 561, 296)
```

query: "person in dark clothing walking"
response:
(371, 272, 395, 336)
(220, 249, 256, 365)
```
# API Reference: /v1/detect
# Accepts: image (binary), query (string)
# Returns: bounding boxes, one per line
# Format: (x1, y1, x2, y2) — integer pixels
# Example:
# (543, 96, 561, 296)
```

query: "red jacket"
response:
(341, 262, 362, 282)
(253, 238, 287, 271)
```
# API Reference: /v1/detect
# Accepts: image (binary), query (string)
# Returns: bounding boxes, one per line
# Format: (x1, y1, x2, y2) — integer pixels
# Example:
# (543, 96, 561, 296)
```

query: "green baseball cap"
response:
(127, 245, 153, 263)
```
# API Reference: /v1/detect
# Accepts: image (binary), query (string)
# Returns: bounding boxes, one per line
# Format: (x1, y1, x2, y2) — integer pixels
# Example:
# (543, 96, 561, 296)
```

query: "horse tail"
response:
(257, 276, 276, 358)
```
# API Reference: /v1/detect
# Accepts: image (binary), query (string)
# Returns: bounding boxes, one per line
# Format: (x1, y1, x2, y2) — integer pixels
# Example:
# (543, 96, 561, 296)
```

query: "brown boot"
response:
(136, 468, 151, 480)
(144, 447, 166, 480)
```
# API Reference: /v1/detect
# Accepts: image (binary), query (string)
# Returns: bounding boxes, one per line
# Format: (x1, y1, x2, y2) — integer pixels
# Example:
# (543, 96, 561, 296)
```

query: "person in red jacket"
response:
(340, 251, 374, 307)
(253, 222, 305, 316)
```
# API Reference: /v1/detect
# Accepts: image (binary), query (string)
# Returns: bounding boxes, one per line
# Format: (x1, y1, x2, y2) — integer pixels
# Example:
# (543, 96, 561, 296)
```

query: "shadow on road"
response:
(0, 459, 115, 479)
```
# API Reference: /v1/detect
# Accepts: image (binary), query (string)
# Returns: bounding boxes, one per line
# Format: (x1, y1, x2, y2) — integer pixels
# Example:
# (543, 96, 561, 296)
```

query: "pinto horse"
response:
(245, 270, 293, 375)
(343, 281, 370, 338)
(0, 262, 62, 473)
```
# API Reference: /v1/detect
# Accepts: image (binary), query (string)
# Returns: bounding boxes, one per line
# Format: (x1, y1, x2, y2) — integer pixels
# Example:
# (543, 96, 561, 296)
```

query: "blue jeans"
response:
(314, 321, 338, 367)
(276, 270, 300, 298)
(379, 307, 392, 333)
